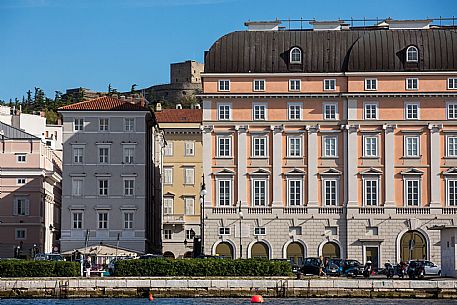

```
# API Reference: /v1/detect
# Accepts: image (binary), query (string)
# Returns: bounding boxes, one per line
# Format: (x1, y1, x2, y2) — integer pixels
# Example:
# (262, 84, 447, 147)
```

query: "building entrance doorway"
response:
(365, 246, 379, 271)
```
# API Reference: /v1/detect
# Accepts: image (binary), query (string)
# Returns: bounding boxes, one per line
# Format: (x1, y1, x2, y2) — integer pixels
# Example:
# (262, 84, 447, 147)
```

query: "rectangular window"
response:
(164, 142, 173, 156)
(98, 179, 109, 196)
(323, 136, 337, 157)
(289, 79, 301, 91)
(448, 102, 457, 119)
(253, 79, 265, 91)
(163, 197, 173, 215)
(287, 136, 302, 157)
(74, 118, 84, 131)
(72, 212, 83, 229)
(218, 179, 231, 206)
(99, 118, 109, 131)
(288, 179, 302, 206)
(253, 104, 267, 120)
(364, 179, 378, 206)
(163, 167, 173, 184)
(217, 136, 232, 157)
(15, 229, 26, 240)
(184, 197, 195, 215)
(164, 229, 172, 240)
(124, 118, 135, 132)
(324, 179, 338, 206)
(15, 198, 28, 216)
(288, 103, 302, 120)
(448, 78, 457, 90)
(124, 179, 135, 196)
(252, 179, 267, 206)
(219, 227, 231, 235)
(97, 212, 108, 229)
(72, 178, 83, 197)
(363, 136, 378, 157)
(98, 147, 110, 164)
(183, 167, 195, 185)
(16, 178, 26, 185)
(186, 229, 195, 240)
(447, 180, 457, 206)
(324, 79, 336, 91)
(218, 79, 230, 91)
(123, 212, 134, 229)
(448, 136, 457, 157)
(406, 78, 419, 90)
(252, 136, 267, 157)
(364, 103, 378, 120)
(218, 104, 231, 120)
(365, 79, 377, 91)
(405, 136, 420, 157)
(254, 227, 266, 236)
(405, 179, 420, 206)
(323, 103, 337, 120)
(123, 147, 135, 164)
(185, 141, 195, 156)
(405, 103, 419, 120)
(16, 154, 26, 163)
(73, 147, 84, 164)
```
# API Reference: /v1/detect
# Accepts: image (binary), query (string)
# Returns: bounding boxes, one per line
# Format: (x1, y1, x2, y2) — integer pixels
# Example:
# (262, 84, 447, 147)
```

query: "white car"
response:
(422, 260, 441, 276)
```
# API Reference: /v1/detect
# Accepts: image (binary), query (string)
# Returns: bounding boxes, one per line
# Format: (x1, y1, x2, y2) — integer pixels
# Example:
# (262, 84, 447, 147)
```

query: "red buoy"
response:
(251, 295, 264, 303)
(149, 292, 154, 301)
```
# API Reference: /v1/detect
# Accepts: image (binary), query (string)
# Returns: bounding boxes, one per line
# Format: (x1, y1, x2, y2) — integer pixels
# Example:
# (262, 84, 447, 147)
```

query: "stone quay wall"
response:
(0, 278, 457, 299)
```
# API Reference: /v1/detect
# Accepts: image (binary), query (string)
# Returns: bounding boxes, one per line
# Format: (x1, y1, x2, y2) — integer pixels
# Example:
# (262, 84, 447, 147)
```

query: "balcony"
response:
(283, 207, 308, 214)
(163, 214, 185, 224)
(442, 207, 457, 214)
(358, 207, 385, 214)
(248, 207, 272, 214)
(395, 207, 430, 214)
(212, 207, 237, 214)
(318, 207, 344, 214)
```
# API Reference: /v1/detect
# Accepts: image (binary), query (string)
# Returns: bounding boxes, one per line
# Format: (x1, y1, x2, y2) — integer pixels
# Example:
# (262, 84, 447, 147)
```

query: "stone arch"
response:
(163, 251, 175, 259)
(282, 239, 308, 265)
(247, 239, 272, 259)
(183, 251, 193, 258)
(318, 239, 343, 259)
(396, 228, 430, 262)
(211, 239, 237, 259)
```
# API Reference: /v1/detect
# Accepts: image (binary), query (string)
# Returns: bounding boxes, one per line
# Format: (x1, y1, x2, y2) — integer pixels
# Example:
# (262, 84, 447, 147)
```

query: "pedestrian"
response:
(319, 255, 326, 276)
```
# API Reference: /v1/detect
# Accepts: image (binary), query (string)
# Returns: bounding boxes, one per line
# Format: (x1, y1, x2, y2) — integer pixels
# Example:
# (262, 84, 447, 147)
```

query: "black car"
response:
(299, 257, 322, 275)
(325, 259, 343, 276)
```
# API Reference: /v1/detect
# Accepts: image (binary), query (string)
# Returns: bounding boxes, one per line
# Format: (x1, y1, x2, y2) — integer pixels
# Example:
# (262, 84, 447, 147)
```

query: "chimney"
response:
(244, 20, 281, 31)
(309, 20, 345, 31)
(155, 102, 162, 112)
(176, 103, 183, 109)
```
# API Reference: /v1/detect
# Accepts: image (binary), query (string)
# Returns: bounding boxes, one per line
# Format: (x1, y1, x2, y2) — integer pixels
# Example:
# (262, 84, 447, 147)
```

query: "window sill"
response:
(362, 156, 380, 159)
(402, 156, 421, 159)
(444, 156, 457, 159)
(286, 156, 303, 159)
(215, 156, 233, 159)
(251, 156, 269, 159)
(321, 156, 339, 159)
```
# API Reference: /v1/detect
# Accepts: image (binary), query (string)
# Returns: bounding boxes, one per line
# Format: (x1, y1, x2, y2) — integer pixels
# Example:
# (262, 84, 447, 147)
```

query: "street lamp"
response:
(200, 175, 207, 256)
(238, 202, 243, 259)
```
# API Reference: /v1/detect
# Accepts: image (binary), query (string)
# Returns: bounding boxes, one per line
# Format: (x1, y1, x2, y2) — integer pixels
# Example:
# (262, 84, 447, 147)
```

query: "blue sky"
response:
(0, 0, 455, 101)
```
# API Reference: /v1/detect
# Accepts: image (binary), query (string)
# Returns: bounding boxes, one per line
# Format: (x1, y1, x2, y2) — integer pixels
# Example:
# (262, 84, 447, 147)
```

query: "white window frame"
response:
(216, 178, 232, 206)
(98, 179, 109, 197)
(322, 135, 338, 158)
(72, 177, 83, 197)
(15, 228, 26, 240)
(324, 79, 336, 91)
(163, 167, 173, 184)
(251, 178, 268, 206)
(253, 79, 266, 92)
(447, 102, 457, 119)
(288, 102, 302, 120)
(185, 141, 195, 156)
(406, 46, 419, 62)
(184, 197, 195, 215)
(405, 102, 420, 120)
(217, 135, 232, 158)
(16, 178, 26, 185)
(365, 78, 378, 91)
(16, 154, 26, 163)
(448, 78, 457, 90)
(123, 211, 134, 230)
(363, 178, 379, 206)
(323, 102, 338, 120)
(404, 178, 421, 206)
(184, 167, 195, 185)
(186, 229, 195, 240)
(124, 118, 135, 132)
(254, 227, 267, 236)
(363, 135, 378, 158)
(217, 103, 232, 120)
(99, 118, 109, 131)
(446, 179, 457, 206)
(251, 135, 268, 158)
(289, 79, 301, 91)
(364, 102, 378, 120)
(218, 79, 230, 92)
(163, 197, 174, 215)
(123, 178, 135, 196)
(253, 103, 267, 120)
(322, 178, 339, 206)
(287, 178, 303, 206)
(164, 142, 173, 156)
(14, 198, 29, 216)
(72, 146, 84, 164)
(290, 47, 302, 64)
(219, 227, 231, 235)
(97, 211, 109, 229)
(73, 118, 84, 132)
(71, 211, 83, 229)
(406, 78, 419, 90)
(287, 135, 302, 158)
(98, 146, 110, 164)
(447, 135, 457, 157)
(123, 146, 135, 164)
(404, 135, 420, 158)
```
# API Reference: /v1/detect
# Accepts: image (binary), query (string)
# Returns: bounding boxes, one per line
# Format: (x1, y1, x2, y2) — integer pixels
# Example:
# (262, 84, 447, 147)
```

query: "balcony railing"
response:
(442, 207, 457, 214)
(163, 214, 185, 224)
(212, 207, 237, 214)
(396, 208, 430, 214)
(283, 207, 308, 214)
(248, 207, 273, 214)
(358, 207, 385, 214)
(318, 207, 344, 214)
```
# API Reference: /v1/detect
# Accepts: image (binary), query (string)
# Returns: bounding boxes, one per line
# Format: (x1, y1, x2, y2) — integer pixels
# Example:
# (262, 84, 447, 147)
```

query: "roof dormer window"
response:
(406, 46, 418, 62)
(290, 47, 302, 64)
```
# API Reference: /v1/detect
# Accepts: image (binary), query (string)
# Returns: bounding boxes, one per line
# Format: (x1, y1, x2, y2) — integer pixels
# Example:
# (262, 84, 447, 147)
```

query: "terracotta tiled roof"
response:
(58, 96, 149, 111)
(155, 109, 202, 123)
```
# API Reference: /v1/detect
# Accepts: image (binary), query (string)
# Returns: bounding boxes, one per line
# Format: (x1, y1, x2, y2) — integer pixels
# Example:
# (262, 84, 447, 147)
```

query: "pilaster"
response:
(236, 125, 248, 206)
(342, 124, 359, 207)
(272, 125, 284, 207)
(201, 125, 213, 206)
(306, 124, 320, 206)
(383, 124, 396, 207)
(429, 123, 442, 208)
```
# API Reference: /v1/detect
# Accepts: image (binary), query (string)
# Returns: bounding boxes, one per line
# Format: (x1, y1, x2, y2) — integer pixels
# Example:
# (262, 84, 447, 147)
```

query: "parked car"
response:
(407, 260, 425, 279)
(34, 253, 64, 261)
(415, 260, 441, 276)
(342, 260, 364, 277)
(324, 259, 343, 276)
(139, 254, 164, 259)
(299, 257, 321, 275)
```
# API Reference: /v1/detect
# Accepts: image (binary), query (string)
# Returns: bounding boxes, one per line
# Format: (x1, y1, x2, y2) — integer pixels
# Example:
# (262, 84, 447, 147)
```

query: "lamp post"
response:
(238, 201, 243, 259)
(200, 175, 207, 256)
